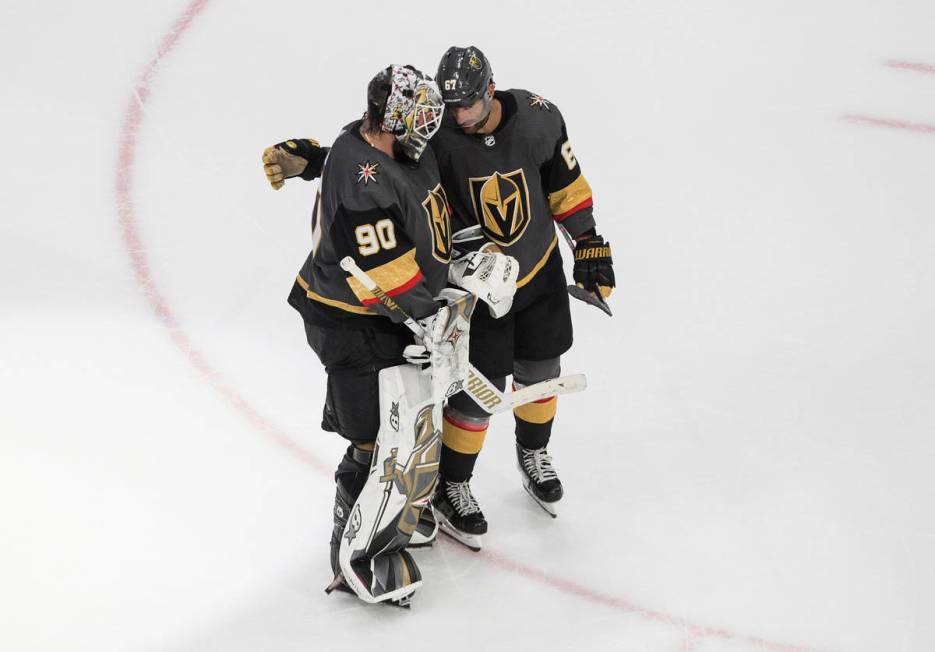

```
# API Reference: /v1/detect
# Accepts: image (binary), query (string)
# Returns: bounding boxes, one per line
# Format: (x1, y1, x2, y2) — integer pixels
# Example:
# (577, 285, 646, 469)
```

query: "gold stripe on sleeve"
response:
(296, 274, 375, 315)
(549, 174, 593, 217)
(345, 248, 421, 303)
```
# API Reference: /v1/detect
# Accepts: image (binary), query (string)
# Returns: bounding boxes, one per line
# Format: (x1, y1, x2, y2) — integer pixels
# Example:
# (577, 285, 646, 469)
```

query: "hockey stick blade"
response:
(567, 284, 613, 316)
(555, 224, 612, 316)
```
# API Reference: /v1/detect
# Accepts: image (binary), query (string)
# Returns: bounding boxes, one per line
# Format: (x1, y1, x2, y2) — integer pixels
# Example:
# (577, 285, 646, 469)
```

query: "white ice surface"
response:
(2, 1, 934, 651)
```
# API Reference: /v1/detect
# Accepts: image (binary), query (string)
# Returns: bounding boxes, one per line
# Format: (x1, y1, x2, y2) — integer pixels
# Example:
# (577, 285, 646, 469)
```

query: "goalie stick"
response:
(339, 256, 586, 414)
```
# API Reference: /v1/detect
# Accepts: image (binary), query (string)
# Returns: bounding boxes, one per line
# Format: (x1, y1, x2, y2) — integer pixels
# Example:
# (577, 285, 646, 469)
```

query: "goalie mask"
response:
(367, 65, 444, 161)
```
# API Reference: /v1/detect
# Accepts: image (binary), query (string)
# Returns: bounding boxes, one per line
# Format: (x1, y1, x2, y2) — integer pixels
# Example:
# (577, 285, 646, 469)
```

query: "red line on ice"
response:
(842, 114, 935, 135)
(113, 0, 328, 475)
(470, 545, 829, 652)
(113, 3, 836, 651)
(884, 60, 935, 75)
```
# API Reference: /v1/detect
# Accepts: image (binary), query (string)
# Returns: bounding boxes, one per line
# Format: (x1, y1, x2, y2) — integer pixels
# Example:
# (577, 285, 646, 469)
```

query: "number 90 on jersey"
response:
(355, 218, 397, 256)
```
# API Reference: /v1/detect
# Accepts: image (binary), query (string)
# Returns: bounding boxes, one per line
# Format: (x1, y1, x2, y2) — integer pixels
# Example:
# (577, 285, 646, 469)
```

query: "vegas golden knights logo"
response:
(468, 169, 532, 247)
(422, 183, 452, 262)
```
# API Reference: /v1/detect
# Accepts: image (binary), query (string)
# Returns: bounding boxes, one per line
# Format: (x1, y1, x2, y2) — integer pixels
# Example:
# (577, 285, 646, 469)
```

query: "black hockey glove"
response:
(261, 138, 327, 189)
(572, 234, 614, 299)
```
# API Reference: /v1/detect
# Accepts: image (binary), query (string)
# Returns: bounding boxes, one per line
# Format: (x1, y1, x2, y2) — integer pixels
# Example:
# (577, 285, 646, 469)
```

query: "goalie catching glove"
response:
(261, 138, 327, 189)
(448, 245, 518, 318)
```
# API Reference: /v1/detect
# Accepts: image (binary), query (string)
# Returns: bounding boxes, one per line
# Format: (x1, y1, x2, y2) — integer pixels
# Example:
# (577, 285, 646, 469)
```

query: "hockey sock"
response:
(512, 358, 561, 450)
(441, 408, 488, 483)
(513, 391, 557, 451)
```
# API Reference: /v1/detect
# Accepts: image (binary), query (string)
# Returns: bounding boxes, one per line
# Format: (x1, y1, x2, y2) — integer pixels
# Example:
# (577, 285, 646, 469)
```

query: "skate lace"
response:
(522, 448, 558, 482)
(445, 480, 482, 516)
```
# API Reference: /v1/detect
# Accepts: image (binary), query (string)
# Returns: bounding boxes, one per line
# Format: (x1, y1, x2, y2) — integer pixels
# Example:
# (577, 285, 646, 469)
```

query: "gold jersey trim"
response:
(516, 235, 558, 289)
(549, 174, 593, 217)
(345, 248, 421, 304)
(296, 274, 375, 315)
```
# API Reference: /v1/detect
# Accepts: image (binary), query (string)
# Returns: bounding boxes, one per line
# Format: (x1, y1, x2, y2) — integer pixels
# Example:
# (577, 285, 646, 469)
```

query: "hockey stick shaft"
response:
(557, 221, 577, 252)
(338, 256, 585, 413)
(504, 374, 587, 411)
(339, 256, 426, 338)
(339, 256, 508, 413)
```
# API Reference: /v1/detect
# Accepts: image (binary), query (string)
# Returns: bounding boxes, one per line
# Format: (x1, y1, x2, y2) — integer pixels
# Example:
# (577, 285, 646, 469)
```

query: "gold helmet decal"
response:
(468, 54, 483, 70)
(469, 169, 531, 247)
(422, 184, 453, 262)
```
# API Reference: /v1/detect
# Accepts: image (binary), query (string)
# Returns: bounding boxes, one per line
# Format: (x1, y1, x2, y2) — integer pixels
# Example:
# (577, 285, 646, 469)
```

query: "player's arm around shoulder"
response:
(261, 138, 329, 189)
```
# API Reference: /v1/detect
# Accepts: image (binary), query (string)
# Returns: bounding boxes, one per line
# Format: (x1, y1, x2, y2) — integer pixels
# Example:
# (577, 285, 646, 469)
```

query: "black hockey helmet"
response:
(436, 45, 493, 107)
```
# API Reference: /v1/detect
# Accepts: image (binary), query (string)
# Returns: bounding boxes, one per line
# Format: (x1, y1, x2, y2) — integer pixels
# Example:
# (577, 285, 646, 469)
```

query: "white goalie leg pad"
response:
(338, 363, 442, 604)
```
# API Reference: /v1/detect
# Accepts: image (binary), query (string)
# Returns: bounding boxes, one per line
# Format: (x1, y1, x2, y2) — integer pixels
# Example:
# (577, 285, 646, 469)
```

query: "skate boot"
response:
(515, 443, 563, 518)
(431, 476, 487, 551)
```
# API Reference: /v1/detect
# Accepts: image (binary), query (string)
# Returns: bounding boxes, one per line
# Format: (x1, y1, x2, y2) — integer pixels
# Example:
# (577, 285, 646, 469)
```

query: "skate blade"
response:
(522, 482, 559, 518)
(437, 520, 484, 552)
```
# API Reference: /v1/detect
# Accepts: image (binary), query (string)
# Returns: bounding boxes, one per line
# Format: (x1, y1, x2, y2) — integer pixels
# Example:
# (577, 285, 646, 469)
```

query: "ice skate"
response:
(516, 444, 563, 518)
(431, 477, 487, 551)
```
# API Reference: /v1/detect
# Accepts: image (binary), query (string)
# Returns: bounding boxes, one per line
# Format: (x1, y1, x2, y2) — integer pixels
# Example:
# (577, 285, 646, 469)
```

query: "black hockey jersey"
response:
(430, 89, 596, 297)
(288, 121, 453, 331)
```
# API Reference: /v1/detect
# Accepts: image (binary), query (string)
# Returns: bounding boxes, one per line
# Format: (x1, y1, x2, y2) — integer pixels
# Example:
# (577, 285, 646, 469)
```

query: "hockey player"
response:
(263, 48, 612, 551)
(271, 64, 518, 604)
(425, 45, 614, 547)
(280, 64, 456, 606)
(290, 64, 453, 605)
